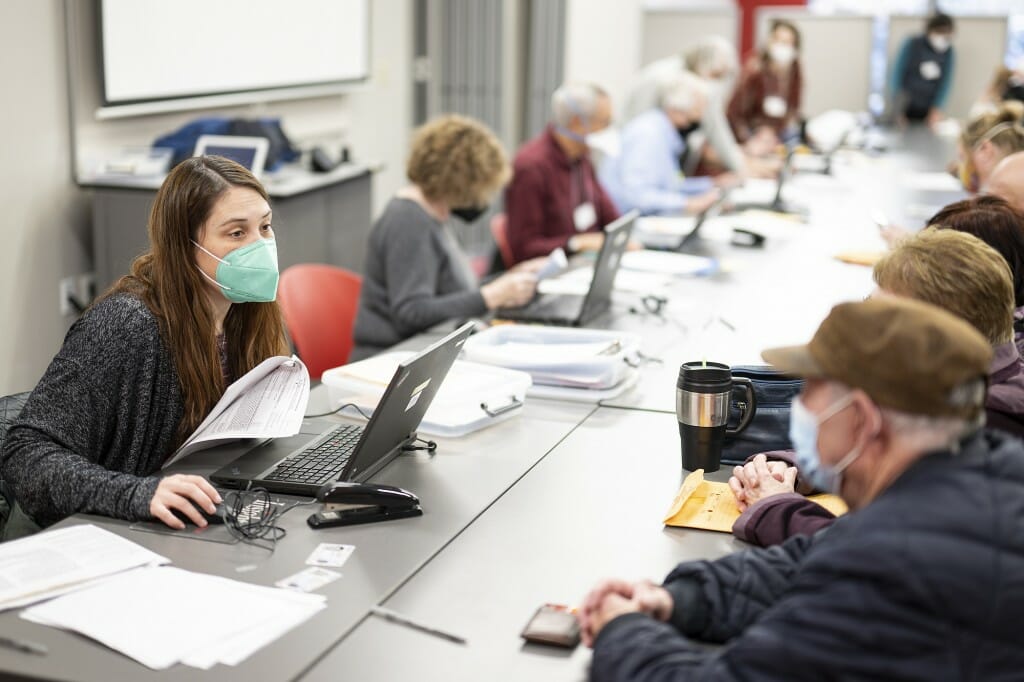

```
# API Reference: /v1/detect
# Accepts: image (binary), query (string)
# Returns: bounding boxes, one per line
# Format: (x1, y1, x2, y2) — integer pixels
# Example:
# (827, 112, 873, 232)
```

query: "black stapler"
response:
(307, 482, 423, 529)
(730, 227, 766, 248)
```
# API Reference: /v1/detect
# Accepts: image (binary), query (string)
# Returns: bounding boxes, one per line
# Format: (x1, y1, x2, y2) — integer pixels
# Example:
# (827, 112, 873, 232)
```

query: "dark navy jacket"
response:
(591, 429, 1024, 681)
(893, 35, 955, 113)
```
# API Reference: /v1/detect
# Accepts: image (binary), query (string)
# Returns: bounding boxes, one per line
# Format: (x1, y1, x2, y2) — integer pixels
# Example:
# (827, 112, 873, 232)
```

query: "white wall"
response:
(0, 1, 91, 394)
(641, 9, 738, 67)
(563, 0, 643, 119)
(67, 0, 411, 220)
(0, 0, 411, 395)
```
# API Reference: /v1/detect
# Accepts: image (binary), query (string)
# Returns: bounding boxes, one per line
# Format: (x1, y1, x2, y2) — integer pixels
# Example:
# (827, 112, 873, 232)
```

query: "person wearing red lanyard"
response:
(727, 18, 803, 153)
(504, 82, 622, 264)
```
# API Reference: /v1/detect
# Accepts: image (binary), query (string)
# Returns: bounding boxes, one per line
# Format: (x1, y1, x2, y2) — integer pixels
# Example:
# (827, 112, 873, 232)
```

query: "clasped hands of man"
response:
(577, 454, 796, 645)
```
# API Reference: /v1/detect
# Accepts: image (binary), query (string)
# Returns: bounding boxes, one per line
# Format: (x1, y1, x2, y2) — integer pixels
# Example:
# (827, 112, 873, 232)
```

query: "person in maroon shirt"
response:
(727, 19, 803, 150)
(504, 82, 621, 264)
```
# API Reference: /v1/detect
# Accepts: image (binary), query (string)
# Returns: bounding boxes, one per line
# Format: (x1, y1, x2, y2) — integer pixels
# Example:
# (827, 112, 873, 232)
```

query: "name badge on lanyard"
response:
(763, 95, 788, 118)
(571, 164, 597, 231)
(919, 60, 941, 81)
(574, 202, 597, 232)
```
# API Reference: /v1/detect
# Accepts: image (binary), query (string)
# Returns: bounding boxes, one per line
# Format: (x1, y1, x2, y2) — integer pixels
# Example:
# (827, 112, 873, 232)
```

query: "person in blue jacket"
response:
(578, 297, 1024, 681)
(891, 13, 956, 126)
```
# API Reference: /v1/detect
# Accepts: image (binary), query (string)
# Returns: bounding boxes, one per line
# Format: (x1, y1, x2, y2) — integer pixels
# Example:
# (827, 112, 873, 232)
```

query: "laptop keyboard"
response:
(263, 424, 363, 485)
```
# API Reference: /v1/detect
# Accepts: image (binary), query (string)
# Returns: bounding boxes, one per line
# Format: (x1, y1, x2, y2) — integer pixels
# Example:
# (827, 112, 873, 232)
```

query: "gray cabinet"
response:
(86, 165, 374, 291)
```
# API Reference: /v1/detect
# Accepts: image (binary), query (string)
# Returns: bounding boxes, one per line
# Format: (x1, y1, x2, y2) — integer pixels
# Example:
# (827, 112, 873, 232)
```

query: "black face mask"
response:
(677, 122, 700, 139)
(451, 205, 488, 223)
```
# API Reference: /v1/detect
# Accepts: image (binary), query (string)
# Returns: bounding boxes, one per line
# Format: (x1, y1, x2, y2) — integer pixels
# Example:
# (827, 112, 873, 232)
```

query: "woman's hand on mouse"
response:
(150, 474, 222, 529)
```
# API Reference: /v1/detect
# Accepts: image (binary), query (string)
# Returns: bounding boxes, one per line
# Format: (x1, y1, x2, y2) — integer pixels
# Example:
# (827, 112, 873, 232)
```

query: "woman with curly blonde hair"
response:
(352, 115, 537, 359)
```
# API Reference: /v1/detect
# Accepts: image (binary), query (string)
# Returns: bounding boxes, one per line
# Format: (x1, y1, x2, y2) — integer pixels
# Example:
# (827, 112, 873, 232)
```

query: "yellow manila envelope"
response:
(834, 250, 885, 267)
(663, 470, 848, 534)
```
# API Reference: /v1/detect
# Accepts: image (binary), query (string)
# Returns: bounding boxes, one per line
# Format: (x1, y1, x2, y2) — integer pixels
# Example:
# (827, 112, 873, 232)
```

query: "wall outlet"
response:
(78, 272, 96, 303)
(59, 277, 77, 316)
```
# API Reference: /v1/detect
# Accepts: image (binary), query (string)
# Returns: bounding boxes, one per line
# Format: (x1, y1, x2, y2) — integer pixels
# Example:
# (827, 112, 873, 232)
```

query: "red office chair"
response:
(490, 213, 516, 269)
(278, 264, 362, 380)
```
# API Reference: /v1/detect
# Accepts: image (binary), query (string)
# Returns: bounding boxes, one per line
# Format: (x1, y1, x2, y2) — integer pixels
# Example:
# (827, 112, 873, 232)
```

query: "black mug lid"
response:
(678, 361, 732, 392)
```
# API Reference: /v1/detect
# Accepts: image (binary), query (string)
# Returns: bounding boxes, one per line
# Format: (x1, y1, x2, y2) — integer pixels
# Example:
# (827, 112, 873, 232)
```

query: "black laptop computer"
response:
(210, 322, 475, 497)
(731, 148, 795, 213)
(495, 210, 637, 327)
(639, 192, 728, 254)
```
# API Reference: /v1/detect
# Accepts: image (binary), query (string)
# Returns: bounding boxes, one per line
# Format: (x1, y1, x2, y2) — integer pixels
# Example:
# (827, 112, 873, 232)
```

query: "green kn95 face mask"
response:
(192, 238, 280, 303)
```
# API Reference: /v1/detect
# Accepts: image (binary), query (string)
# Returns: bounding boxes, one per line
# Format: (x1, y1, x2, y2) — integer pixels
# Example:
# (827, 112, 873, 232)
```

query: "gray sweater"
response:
(352, 198, 486, 358)
(2, 293, 183, 527)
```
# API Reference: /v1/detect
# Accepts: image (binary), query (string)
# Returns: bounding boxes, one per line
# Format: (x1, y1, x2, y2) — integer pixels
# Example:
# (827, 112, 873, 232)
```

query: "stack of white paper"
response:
(619, 250, 718, 277)
(165, 355, 310, 466)
(727, 177, 779, 205)
(538, 266, 672, 296)
(0, 524, 168, 611)
(899, 171, 963, 193)
(462, 326, 642, 395)
(21, 565, 326, 670)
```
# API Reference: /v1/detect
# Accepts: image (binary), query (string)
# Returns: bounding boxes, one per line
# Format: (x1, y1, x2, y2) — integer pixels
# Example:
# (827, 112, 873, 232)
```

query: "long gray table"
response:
(0, 128, 963, 681)
(0, 400, 592, 682)
(303, 408, 742, 681)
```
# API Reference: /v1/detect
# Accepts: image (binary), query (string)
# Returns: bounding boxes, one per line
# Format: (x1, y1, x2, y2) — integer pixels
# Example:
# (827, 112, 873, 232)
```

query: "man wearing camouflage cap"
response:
(579, 296, 1024, 681)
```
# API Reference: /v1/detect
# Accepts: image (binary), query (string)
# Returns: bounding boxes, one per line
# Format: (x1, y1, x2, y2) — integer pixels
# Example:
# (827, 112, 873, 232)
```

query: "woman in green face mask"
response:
(1, 156, 289, 537)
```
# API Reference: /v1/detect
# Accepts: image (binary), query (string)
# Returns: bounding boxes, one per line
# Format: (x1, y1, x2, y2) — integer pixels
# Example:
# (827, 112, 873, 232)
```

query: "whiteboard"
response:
(100, 0, 369, 104)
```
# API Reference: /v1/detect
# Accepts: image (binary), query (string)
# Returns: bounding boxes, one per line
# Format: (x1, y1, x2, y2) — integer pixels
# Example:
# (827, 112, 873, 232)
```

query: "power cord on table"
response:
(220, 485, 317, 553)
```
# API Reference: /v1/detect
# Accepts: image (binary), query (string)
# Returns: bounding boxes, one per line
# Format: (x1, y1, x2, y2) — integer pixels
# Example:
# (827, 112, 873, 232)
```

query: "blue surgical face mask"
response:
(789, 393, 867, 495)
(192, 238, 279, 303)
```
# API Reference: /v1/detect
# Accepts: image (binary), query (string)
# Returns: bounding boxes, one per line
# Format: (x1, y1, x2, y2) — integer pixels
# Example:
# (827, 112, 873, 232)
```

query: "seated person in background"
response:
(727, 19, 803, 151)
(956, 101, 1024, 193)
(352, 115, 537, 360)
(622, 37, 777, 179)
(1, 157, 287, 538)
(970, 60, 1024, 118)
(879, 108, 1024, 247)
(929, 196, 1024, 354)
(890, 13, 956, 126)
(601, 72, 722, 216)
(504, 82, 620, 264)
(580, 297, 1024, 681)
(986, 150, 1024, 213)
(729, 229, 1024, 548)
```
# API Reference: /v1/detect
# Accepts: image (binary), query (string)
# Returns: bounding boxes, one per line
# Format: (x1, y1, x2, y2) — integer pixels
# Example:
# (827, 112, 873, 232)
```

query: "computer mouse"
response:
(170, 501, 226, 526)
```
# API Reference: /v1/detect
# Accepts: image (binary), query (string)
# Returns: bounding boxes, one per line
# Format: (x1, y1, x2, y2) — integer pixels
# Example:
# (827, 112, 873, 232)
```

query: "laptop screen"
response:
(340, 323, 474, 482)
(579, 211, 637, 321)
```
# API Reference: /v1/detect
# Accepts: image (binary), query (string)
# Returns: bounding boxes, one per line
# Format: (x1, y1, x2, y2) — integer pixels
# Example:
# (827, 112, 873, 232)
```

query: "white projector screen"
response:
(100, 0, 369, 104)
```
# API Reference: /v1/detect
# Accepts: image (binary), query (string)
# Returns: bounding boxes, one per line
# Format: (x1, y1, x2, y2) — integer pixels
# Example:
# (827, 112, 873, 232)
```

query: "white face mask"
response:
(769, 42, 796, 66)
(928, 33, 951, 53)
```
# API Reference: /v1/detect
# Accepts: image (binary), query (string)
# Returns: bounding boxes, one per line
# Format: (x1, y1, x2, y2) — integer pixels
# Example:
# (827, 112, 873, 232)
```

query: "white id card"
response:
(763, 95, 788, 118)
(305, 543, 355, 568)
(276, 566, 342, 592)
(573, 202, 597, 231)
(919, 60, 941, 81)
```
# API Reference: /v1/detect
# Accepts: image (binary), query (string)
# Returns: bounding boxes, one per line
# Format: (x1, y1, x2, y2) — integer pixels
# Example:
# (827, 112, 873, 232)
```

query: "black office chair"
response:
(0, 392, 30, 535)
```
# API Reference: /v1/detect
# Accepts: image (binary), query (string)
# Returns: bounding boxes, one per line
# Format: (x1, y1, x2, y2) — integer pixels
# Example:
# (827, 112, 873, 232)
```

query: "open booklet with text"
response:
(162, 355, 310, 468)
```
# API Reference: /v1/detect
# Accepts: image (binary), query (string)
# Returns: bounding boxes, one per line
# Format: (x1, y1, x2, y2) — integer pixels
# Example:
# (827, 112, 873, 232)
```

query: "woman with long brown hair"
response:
(1, 156, 288, 538)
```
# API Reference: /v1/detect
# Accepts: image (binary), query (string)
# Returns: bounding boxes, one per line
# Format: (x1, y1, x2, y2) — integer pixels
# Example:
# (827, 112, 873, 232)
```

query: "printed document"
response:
(0, 524, 168, 611)
(164, 355, 310, 467)
(21, 565, 325, 670)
